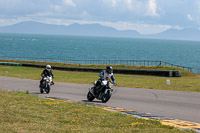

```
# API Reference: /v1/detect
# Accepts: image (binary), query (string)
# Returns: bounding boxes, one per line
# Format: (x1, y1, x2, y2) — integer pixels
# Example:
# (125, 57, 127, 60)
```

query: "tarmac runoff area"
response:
(0, 76, 200, 132)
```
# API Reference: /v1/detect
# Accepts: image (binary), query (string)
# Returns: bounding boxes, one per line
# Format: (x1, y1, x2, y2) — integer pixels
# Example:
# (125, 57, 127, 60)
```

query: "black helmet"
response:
(106, 66, 113, 74)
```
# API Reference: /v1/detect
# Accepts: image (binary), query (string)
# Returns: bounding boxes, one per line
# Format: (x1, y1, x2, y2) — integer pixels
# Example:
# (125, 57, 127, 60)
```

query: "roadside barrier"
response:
(0, 56, 193, 73)
(0, 62, 21, 66)
(21, 63, 181, 77)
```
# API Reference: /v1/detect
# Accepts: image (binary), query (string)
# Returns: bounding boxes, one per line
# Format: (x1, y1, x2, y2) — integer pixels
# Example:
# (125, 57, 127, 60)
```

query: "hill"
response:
(0, 21, 200, 41)
(0, 21, 140, 38)
(144, 28, 200, 41)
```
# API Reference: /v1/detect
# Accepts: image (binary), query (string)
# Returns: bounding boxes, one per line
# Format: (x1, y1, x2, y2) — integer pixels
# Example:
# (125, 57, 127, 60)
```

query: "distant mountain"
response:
(0, 21, 68, 35)
(0, 21, 200, 41)
(0, 21, 141, 38)
(64, 23, 141, 38)
(144, 28, 200, 41)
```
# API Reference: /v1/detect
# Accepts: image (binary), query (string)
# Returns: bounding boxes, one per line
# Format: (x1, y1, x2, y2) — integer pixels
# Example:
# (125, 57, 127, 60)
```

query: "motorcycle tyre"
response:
(102, 90, 111, 103)
(46, 85, 50, 94)
(40, 88, 44, 93)
(39, 85, 44, 93)
(87, 91, 95, 101)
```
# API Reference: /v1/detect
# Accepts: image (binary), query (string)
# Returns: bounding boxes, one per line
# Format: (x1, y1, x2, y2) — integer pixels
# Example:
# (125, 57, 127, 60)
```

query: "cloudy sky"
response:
(0, 0, 200, 34)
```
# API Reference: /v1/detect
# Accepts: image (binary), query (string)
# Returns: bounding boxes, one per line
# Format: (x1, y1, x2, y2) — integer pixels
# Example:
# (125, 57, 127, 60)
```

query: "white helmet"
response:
(46, 65, 51, 69)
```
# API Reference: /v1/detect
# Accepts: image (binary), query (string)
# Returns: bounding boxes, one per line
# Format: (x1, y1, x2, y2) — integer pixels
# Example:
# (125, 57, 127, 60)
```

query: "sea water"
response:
(0, 33, 200, 68)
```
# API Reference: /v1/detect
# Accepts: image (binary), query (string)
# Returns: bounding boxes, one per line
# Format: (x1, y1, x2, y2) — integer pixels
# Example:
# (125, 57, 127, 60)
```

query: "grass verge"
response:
(0, 89, 194, 133)
(0, 65, 200, 92)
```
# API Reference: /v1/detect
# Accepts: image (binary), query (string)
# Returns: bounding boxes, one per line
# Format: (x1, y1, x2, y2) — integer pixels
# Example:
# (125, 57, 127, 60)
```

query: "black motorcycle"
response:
(87, 80, 114, 103)
(39, 76, 53, 94)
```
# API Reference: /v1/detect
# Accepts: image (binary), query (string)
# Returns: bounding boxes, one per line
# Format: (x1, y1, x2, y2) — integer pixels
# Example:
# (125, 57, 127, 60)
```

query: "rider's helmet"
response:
(46, 65, 51, 70)
(106, 66, 113, 74)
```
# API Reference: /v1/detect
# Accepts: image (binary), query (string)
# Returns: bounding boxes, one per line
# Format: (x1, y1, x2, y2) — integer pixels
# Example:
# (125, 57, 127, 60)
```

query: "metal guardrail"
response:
(0, 56, 199, 74)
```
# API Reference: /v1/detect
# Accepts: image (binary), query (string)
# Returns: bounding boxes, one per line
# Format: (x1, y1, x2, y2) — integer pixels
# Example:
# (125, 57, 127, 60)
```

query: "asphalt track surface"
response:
(1, 76, 200, 123)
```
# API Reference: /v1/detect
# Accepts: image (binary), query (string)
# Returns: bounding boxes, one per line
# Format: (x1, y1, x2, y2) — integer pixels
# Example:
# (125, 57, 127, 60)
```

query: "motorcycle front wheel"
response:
(102, 90, 111, 103)
(40, 88, 44, 93)
(39, 84, 44, 93)
(87, 91, 95, 101)
(46, 85, 50, 94)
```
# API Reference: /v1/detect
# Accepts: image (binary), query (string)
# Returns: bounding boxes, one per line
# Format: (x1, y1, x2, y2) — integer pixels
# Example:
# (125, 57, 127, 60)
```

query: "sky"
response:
(0, 0, 200, 34)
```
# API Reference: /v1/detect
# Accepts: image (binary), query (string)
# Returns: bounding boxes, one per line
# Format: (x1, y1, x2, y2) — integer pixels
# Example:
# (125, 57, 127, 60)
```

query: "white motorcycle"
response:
(39, 76, 53, 94)
(87, 80, 114, 103)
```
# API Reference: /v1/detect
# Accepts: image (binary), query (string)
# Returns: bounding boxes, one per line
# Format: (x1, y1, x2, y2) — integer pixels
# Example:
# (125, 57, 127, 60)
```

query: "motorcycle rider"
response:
(93, 66, 116, 95)
(40, 65, 54, 87)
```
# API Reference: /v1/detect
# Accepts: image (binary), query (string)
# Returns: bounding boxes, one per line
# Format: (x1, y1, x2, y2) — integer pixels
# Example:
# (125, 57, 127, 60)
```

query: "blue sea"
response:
(0, 33, 200, 68)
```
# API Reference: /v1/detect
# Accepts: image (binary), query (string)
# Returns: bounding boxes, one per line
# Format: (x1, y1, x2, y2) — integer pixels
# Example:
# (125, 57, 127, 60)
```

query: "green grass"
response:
(0, 89, 194, 133)
(1, 65, 200, 92)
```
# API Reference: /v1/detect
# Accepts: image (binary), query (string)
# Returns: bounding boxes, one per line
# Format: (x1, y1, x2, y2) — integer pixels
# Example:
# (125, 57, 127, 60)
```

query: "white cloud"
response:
(52, 5, 62, 12)
(100, 21, 177, 34)
(111, 0, 117, 7)
(0, 17, 32, 26)
(80, 11, 90, 18)
(62, 0, 76, 7)
(104, 0, 117, 7)
(126, 0, 132, 4)
(146, 0, 159, 17)
(0, 0, 200, 33)
(28, 12, 54, 17)
(197, 0, 200, 11)
(126, 0, 134, 10)
(187, 14, 193, 21)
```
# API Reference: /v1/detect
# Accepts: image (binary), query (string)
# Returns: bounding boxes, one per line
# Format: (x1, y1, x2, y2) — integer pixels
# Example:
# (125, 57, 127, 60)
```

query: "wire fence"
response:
(0, 56, 199, 74)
